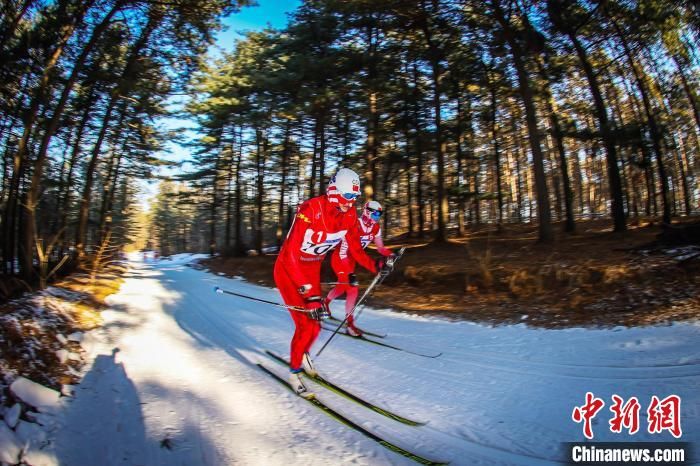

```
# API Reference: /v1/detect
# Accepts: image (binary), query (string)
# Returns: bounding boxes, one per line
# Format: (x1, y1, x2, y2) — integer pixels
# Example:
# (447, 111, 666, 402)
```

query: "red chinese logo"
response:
(572, 392, 605, 439)
(573, 393, 682, 439)
(647, 395, 682, 438)
(609, 395, 641, 435)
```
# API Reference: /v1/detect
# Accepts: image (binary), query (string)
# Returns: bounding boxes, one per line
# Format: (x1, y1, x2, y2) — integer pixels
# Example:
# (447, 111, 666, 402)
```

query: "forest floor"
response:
(0, 264, 126, 407)
(202, 217, 700, 329)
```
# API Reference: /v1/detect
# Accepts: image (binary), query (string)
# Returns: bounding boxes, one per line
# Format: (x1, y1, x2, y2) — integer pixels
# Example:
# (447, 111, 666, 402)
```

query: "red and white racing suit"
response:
(327, 218, 393, 316)
(273, 195, 377, 370)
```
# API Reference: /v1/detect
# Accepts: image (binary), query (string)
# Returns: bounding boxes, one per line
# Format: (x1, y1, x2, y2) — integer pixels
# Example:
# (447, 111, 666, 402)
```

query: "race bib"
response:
(360, 234, 374, 249)
(301, 229, 347, 256)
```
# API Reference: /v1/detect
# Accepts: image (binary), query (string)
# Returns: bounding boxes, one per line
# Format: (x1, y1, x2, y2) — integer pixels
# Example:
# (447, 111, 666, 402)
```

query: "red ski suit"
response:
(273, 195, 377, 370)
(328, 219, 393, 315)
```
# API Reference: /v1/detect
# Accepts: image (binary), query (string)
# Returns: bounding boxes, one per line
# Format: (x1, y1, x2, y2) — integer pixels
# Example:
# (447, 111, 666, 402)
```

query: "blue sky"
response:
(142, 0, 302, 210)
(215, 0, 301, 53)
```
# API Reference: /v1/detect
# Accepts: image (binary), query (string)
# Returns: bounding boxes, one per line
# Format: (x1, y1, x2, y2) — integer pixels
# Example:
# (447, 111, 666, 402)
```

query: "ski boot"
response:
(346, 315, 364, 338)
(289, 370, 313, 398)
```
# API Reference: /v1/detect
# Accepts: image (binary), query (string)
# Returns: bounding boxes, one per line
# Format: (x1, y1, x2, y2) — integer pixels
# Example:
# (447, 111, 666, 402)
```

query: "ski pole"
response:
(213, 286, 308, 313)
(353, 247, 406, 322)
(315, 270, 384, 358)
(315, 247, 406, 359)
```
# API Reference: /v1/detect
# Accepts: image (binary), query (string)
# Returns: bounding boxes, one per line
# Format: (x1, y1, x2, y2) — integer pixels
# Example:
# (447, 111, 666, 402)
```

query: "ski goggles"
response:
(341, 192, 359, 201)
(366, 207, 382, 221)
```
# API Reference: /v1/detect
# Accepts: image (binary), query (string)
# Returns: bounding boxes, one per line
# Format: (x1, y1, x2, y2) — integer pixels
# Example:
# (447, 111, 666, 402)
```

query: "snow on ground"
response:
(25, 253, 699, 465)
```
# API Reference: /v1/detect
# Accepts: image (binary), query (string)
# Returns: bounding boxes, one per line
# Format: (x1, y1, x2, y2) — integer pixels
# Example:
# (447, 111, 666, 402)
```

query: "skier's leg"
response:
(290, 311, 314, 370)
(344, 285, 359, 316)
(302, 318, 321, 356)
(273, 261, 308, 371)
(344, 267, 362, 336)
(325, 283, 346, 303)
(303, 263, 323, 355)
(286, 310, 315, 396)
(326, 257, 349, 304)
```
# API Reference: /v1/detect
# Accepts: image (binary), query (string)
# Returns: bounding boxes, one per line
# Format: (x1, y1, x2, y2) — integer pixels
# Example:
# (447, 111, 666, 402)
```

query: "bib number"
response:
(360, 233, 374, 249)
(301, 229, 343, 256)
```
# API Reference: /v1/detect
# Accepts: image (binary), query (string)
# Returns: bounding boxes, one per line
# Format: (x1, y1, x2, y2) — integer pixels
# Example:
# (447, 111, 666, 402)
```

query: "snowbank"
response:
(10, 377, 62, 414)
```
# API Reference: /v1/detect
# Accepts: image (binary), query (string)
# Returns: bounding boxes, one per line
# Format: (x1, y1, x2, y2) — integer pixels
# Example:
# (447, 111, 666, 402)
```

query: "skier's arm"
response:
(346, 225, 377, 274)
(281, 206, 314, 290)
(373, 228, 393, 257)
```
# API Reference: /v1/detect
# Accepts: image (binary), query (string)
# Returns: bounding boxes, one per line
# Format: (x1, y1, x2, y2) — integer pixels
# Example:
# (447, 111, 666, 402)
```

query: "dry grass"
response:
(54, 263, 125, 311)
(203, 217, 700, 328)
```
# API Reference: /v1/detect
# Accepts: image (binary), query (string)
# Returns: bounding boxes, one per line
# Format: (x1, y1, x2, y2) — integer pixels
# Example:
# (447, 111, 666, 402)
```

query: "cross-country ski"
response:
(255, 361, 447, 465)
(264, 349, 426, 426)
(326, 315, 388, 339)
(319, 323, 444, 359)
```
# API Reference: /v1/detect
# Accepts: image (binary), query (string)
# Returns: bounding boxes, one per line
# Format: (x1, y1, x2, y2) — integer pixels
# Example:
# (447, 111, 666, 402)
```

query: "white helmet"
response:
(327, 168, 361, 206)
(362, 200, 383, 223)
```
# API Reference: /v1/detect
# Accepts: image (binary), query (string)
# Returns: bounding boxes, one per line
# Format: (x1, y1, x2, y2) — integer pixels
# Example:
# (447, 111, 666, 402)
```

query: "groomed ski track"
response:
(50, 254, 700, 465)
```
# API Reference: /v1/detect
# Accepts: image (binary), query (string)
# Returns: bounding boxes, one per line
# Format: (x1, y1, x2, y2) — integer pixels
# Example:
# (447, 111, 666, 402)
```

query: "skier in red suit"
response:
(274, 168, 389, 396)
(326, 201, 394, 337)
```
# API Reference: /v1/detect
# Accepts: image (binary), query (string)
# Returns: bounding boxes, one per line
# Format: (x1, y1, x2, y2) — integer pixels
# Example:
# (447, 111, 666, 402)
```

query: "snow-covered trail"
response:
(51, 254, 699, 465)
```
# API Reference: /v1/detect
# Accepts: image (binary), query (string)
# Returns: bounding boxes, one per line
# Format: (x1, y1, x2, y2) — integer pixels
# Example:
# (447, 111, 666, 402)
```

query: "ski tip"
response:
(214, 286, 223, 294)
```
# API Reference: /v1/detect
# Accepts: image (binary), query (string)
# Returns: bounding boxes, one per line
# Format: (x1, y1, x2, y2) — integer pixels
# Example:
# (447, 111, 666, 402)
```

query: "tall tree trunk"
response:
(98, 148, 125, 249)
(614, 23, 671, 223)
(75, 9, 161, 256)
(672, 55, 700, 132)
(492, 0, 553, 241)
(364, 21, 379, 200)
(224, 133, 234, 251)
(255, 127, 267, 253)
(234, 128, 244, 255)
(420, 0, 448, 241)
(75, 101, 126, 255)
(406, 163, 414, 236)
(210, 148, 221, 257)
(411, 63, 426, 237)
(538, 61, 575, 232)
(30, 0, 124, 208)
(490, 85, 503, 230)
(318, 115, 326, 192)
(401, 79, 416, 237)
(56, 92, 95, 244)
(309, 117, 319, 198)
(98, 135, 127, 246)
(675, 131, 692, 215)
(277, 121, 292, 246)
(8, 0, 92, 278)
(568, 34, 626, 231)
(455, 93, 467, 236)
(545, 135, 563, 222)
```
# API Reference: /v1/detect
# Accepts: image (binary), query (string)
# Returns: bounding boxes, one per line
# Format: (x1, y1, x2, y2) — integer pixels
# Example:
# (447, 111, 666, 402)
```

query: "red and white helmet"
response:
(362, 200, 383, 223)
(327, 168, 361, 207)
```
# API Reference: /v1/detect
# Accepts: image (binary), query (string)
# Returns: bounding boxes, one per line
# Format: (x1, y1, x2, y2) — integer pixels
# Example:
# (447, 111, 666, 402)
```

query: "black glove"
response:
(348, 273, 359, 287)
(375, 257, 393, 277)
(305, 295, 331, 321)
